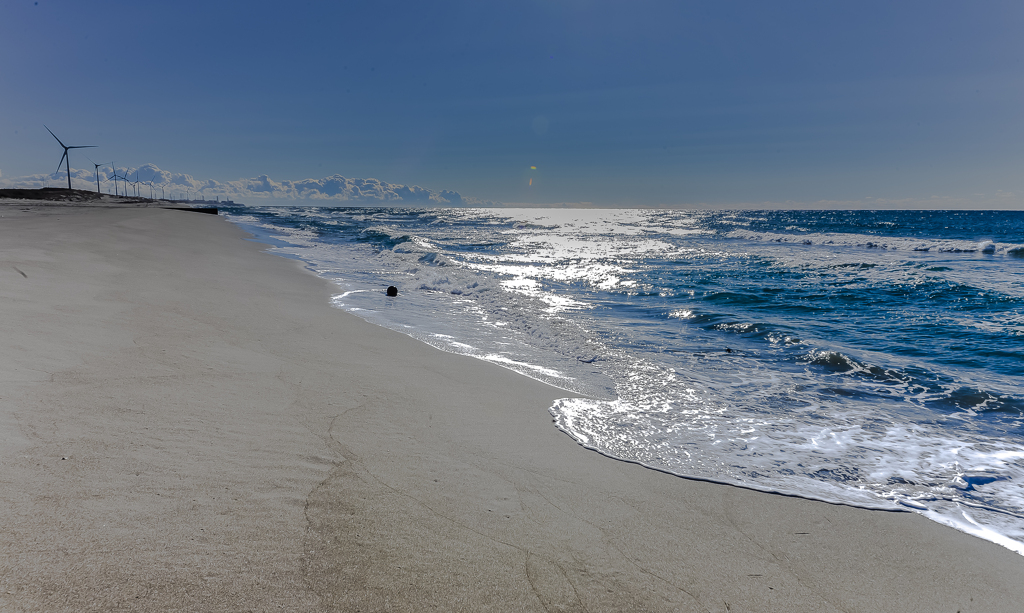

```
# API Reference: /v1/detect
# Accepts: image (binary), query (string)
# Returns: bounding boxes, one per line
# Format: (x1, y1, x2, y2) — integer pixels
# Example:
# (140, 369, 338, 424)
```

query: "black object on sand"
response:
(386, 286, 398, 297)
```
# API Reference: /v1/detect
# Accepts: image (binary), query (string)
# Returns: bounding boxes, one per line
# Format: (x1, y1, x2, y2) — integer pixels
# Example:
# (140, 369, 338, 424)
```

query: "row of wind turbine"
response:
(45, 127, 201, 202)
(46, 126, 144, 199)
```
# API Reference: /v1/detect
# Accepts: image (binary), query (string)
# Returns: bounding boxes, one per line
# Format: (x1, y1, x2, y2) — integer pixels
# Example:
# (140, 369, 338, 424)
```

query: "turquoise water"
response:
(224, 206, 1024, 553)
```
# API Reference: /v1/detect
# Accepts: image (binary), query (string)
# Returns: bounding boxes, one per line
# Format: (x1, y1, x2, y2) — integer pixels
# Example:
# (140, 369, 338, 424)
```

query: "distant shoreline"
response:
(0, 187, 229, 207)
(0, 188, 231, 215)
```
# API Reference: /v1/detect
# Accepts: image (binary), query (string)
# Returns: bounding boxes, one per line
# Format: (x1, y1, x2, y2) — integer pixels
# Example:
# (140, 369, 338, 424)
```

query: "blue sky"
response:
(2, 0, 1022, 207)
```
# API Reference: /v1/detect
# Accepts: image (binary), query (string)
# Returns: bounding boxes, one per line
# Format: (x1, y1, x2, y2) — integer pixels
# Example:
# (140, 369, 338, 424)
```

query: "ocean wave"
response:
(725, 229, 1024, 255)
(549, 394, 1024, 553)
(359, 225, 414, 249)
(416, 274, 496, 295)
(417, 252, 453, 267)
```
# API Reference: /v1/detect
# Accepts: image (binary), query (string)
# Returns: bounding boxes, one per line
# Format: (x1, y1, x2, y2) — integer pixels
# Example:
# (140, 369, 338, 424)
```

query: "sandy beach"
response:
(2, 202, 1022, 612)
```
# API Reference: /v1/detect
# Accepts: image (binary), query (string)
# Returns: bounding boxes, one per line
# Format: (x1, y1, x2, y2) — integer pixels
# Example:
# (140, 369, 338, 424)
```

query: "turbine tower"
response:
(90, 161, 106, 194)
(109, 163, 119, 196)
(121, 167, 132, 197)
(45, 126, 95, 191)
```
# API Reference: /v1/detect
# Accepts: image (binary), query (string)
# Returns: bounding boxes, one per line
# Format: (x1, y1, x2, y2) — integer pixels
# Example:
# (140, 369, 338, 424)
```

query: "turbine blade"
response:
(44, 125, 67, 148)
(68, 145, 97, 149)
(56, 151, 68, 173)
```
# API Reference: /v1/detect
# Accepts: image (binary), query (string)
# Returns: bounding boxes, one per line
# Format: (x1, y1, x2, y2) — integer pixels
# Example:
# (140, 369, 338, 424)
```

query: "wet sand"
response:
(2, 201, 1022, 612)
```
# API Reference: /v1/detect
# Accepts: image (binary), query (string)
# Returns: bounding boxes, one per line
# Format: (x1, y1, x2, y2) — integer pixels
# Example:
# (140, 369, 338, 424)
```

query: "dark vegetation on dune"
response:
(0, 187, 152, 203)
(0, 187, 201, 206)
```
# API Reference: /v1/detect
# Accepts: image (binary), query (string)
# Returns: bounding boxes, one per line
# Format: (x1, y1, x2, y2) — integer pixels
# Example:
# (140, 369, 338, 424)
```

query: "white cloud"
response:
(0, 167, 99, 191)
(0, 164, 496, 206)
(6, 165, 1018, 209)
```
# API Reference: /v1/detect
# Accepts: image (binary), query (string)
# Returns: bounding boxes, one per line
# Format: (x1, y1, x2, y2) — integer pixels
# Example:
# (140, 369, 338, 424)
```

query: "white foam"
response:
(726, 228, 1024, 256)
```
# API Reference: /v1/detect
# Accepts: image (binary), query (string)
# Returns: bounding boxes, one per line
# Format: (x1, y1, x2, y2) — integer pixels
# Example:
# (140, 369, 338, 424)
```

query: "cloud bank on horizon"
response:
(4, 164, 1020, 210)
(0, 165, 494, 206)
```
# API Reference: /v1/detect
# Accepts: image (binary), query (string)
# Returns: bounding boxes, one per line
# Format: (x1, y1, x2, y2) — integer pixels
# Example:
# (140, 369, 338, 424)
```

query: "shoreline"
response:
(236, 215, 914, 513)
(230, 205, 1024, 553)
(2, 201, 1022, 611)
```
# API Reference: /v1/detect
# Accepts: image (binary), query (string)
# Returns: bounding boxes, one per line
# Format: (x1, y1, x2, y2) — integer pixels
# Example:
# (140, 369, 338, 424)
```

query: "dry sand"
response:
(1, 202, 1022, 612)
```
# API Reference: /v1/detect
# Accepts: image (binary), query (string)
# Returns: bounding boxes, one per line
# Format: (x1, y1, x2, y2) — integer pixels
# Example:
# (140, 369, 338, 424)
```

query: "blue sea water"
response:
(223, 206, 1024, 554)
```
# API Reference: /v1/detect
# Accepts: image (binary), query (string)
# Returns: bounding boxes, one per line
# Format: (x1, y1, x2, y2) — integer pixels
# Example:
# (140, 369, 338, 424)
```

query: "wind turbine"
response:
(45, 126, 95, 191)
(109, 163, 120, 196)
(122, 167, 134, 197)
(89, 159, 110, 194)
